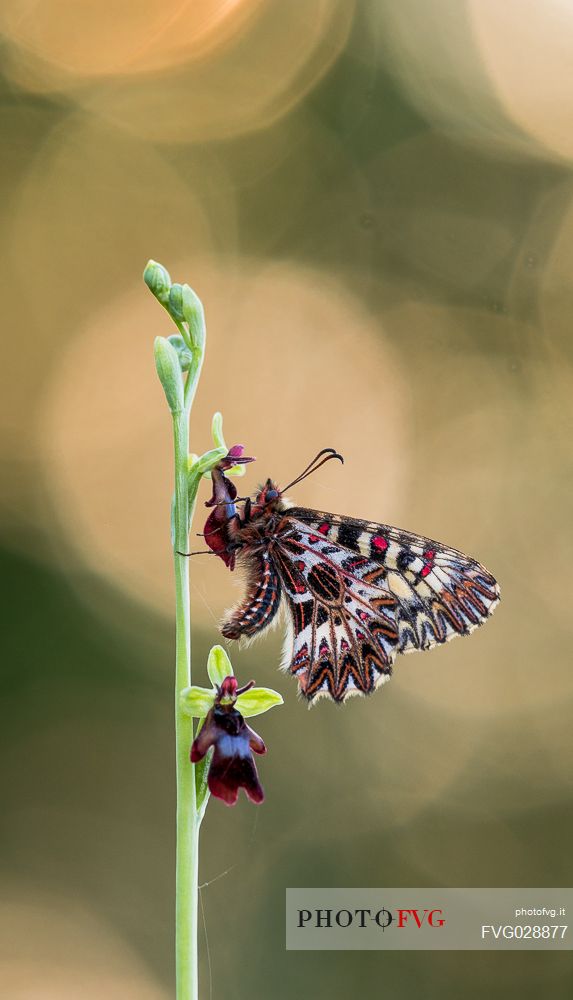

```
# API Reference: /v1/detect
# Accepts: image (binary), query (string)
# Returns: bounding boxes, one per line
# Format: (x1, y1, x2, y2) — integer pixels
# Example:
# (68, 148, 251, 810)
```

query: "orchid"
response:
(145, 261, 284, 1000)
(181, 646, 283, 807)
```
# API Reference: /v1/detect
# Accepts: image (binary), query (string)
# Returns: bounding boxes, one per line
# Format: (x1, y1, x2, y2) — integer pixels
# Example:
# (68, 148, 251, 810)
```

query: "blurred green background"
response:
(1, 1, 572, 996)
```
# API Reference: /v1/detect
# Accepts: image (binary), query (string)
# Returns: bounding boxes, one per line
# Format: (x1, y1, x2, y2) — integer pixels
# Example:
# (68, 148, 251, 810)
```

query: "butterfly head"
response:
(253, 478, 283, 511)
(204, 448, 343, 569)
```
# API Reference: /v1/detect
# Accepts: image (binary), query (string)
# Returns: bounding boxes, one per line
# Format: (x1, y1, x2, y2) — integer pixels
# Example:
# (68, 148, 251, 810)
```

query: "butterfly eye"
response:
(266, 489, 279, 501)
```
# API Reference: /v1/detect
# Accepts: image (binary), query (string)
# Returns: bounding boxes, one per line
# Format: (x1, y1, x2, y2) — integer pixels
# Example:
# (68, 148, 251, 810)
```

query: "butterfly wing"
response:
(274, 507, 500, 702)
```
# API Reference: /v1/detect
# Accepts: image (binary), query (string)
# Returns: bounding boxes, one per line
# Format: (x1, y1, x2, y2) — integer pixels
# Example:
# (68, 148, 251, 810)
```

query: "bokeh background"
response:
(1, 1, 572, 996)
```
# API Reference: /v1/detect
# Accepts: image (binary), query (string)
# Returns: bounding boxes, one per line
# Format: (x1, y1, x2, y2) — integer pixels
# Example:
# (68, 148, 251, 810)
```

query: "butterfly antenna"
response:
(290, 447, 339, 481)
(282, 448, 344, 492)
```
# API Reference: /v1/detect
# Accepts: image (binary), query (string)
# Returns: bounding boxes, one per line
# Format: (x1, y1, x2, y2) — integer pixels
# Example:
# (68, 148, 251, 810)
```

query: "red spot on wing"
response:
(421, 548, 436, 577)
(372, 535, 388, 551)
(308, 534, 320, 544)
(318, 522, 330, 535)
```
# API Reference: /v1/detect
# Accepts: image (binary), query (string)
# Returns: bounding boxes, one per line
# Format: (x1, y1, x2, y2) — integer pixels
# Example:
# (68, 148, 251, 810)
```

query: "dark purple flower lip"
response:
(203, 446, 255, 569)
(190, 675, 266, 806)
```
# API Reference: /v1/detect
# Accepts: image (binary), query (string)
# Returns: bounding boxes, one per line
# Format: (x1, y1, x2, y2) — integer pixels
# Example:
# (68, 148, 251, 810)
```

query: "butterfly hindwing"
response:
(218, 501, 499, 703)
(273, 507, 499, 701)
(272, 534, 397, 701)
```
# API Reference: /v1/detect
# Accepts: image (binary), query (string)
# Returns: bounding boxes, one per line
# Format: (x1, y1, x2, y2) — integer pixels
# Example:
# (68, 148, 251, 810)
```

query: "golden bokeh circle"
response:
(2, 0, 356, 143)
(371, 0, 573, 163)
(2, 114, 236, 537)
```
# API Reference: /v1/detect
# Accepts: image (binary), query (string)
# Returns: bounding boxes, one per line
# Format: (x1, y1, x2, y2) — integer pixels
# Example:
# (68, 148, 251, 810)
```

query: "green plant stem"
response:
(173, 408, 200, 1000)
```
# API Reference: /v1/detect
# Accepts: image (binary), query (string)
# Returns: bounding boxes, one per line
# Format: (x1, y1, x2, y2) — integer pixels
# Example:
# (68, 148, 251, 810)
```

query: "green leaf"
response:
(207, 645, 234, 686)
(143, 259, 171, 306)
(192, 716, 211, 817)
(180, 685, 216, 718)
(154, 336, 184, 413)
(195, 754, 211, 818)
(235, 687, 284, 718)
(195, 760, 211, 818)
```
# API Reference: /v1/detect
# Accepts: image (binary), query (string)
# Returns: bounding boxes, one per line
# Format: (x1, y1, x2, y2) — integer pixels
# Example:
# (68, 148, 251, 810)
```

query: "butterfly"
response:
(200, 448, 500, 703)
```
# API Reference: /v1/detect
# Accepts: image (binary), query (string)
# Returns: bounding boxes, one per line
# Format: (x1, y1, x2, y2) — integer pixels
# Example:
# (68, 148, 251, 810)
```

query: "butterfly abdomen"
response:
(221, 543, 283, 641)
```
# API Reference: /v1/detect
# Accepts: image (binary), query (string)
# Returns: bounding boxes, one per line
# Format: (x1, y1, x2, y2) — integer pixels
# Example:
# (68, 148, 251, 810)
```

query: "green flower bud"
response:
(180, 284, 206, 353)
(154, 336, 184, 413)
(143, 259, 171, 306)
(235, 687, 284, 718)
(168, 283, 185, 323)
(207, 645, 234, 687)
(167, 334, 194, 372)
